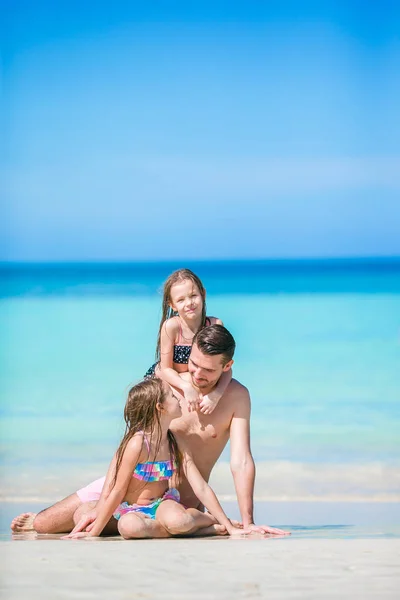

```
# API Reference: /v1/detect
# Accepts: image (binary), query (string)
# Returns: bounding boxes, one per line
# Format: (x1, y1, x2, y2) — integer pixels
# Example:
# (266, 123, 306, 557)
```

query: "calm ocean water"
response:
(1, 260, 399, 512)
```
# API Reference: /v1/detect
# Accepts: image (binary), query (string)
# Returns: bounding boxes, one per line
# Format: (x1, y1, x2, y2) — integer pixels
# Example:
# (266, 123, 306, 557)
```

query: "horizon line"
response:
(1, 256, 400, 268)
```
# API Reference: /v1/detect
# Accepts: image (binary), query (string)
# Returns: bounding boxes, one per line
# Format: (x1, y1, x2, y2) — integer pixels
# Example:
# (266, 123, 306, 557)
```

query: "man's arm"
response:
(180, 445, 249, 535)
(229, 385, 255, 527)
(229, 384, 290, 536)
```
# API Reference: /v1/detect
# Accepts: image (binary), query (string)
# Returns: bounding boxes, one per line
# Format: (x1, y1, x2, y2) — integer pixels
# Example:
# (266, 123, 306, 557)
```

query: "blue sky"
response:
(2, 0, 399, 261)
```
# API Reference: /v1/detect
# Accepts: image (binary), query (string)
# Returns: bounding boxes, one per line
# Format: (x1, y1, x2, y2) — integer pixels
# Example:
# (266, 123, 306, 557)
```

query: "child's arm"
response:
(199, 368, 232, 414)
(69, 461, 115, 534)
(158, 319, 199, 410)
(199, 317, 232, 414)
(67, 455, 119, 535)
(182, 448, 250, 536)
(63, 436, 143, 539)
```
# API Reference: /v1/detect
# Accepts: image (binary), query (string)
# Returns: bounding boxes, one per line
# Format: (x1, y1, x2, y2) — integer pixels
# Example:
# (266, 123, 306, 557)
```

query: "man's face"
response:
(188, 343, 233, 390)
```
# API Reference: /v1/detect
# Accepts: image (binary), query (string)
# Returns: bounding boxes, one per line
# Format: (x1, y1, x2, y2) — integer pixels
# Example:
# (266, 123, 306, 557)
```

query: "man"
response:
(12, 325, 287, 536)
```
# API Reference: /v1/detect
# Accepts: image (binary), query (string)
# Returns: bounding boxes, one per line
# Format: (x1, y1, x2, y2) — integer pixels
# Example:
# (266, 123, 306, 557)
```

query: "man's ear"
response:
(223, 359, 234, 372)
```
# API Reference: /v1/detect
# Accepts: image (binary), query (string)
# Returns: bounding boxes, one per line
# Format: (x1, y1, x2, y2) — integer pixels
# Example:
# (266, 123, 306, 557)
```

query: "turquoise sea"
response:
(1, 260, 400, 535)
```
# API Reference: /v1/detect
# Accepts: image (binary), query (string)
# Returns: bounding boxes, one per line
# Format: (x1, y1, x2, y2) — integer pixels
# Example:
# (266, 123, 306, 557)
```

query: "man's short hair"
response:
(192, 324, 236, 365)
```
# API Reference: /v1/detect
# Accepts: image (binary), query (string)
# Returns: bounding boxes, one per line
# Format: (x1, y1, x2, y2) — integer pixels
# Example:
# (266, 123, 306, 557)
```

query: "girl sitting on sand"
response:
(63, 378, 247, 539)
(145, 268, 231, 414)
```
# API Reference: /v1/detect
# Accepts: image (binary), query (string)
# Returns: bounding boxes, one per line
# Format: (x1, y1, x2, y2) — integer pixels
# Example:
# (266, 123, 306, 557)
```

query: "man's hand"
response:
(226, 524, 257, 536)
(245, 523, 290, 536)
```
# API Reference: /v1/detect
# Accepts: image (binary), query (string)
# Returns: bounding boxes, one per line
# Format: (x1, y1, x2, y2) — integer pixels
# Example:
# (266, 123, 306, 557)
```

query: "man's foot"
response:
(11, 512, 37, 532)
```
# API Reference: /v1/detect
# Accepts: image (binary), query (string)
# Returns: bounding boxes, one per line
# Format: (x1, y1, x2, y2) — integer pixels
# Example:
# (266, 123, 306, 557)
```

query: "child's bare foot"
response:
(192, 523, 227, 537)
(204, 514, 243, 528)
(230, 519, 243, 528)
(211, 524, 227, 535)
(11, 512, 36, 532)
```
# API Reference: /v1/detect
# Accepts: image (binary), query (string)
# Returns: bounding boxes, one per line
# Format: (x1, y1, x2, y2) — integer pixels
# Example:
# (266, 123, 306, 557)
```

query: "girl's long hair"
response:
(155, 269, 207, 362)
(113, 378, 182, 487)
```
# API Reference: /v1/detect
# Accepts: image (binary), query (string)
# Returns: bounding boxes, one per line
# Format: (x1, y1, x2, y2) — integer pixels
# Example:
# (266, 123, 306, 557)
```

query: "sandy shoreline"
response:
(2, 537, 400, 599)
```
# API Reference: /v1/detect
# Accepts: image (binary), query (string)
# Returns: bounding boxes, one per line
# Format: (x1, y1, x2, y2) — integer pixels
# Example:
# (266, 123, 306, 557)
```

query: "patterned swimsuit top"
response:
(173, 317, 212, 364)
(133, 431, 176, 482)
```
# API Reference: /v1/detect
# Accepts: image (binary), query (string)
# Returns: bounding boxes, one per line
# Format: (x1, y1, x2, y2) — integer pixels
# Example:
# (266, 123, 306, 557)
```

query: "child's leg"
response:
(118, 512, 170, 540)
(156, 500, 226, 536)
(185, 509, 228, 537)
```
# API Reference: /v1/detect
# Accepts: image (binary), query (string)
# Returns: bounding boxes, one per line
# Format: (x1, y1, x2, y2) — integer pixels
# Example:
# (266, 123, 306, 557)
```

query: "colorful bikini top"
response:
(173, 317, 211, 365)
(133, 431, 176, 482)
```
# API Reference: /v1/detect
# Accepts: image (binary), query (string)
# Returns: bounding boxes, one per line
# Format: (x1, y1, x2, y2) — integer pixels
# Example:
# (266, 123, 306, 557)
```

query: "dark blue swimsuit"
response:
(144, 318, 211, 378)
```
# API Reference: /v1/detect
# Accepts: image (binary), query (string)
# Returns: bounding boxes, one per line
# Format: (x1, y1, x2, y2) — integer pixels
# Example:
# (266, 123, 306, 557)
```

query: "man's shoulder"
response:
(227, 378, 249, 394)
(225, 378, 250, 402)
(220, 379, 251, 422)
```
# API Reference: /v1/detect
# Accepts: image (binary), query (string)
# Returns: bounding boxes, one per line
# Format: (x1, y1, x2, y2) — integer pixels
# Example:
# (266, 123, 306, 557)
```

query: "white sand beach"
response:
(2, 536, 400, 599)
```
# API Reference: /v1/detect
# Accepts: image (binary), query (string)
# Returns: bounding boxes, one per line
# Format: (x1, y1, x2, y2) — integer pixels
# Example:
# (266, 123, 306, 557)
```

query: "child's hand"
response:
(69, 510, 97, 534)
(183, 384, 200, 412)
(199, 391, 221, 415)
(61, 531, 93, 540)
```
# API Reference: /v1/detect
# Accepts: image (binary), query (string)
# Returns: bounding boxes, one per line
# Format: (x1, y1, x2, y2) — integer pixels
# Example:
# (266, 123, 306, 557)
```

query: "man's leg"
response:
(11, 476, 106, 534)
(156, 501, 226, 536)
(11, 494, 81, 534)
(33, 493, 82, 534)
(11, 513, 37, 532)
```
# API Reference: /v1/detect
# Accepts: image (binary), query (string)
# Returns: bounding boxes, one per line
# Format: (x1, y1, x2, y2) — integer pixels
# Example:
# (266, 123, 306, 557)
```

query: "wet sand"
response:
(1, 536, 400, 599)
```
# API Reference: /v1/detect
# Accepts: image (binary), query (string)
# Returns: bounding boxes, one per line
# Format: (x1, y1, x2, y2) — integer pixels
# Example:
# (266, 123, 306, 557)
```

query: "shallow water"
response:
(2, 500, 400, 539)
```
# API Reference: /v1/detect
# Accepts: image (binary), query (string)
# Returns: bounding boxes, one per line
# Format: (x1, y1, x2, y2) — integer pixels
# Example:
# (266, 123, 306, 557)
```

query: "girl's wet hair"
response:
(113, 378, 182, 487)
(155, 269, 207, 362)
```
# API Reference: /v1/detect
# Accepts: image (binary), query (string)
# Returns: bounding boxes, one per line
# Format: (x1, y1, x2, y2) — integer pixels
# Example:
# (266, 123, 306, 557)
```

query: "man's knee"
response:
(32, 511, 50, 534)
(33, 493, 82, 534)
(73, 502, 96, 525)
